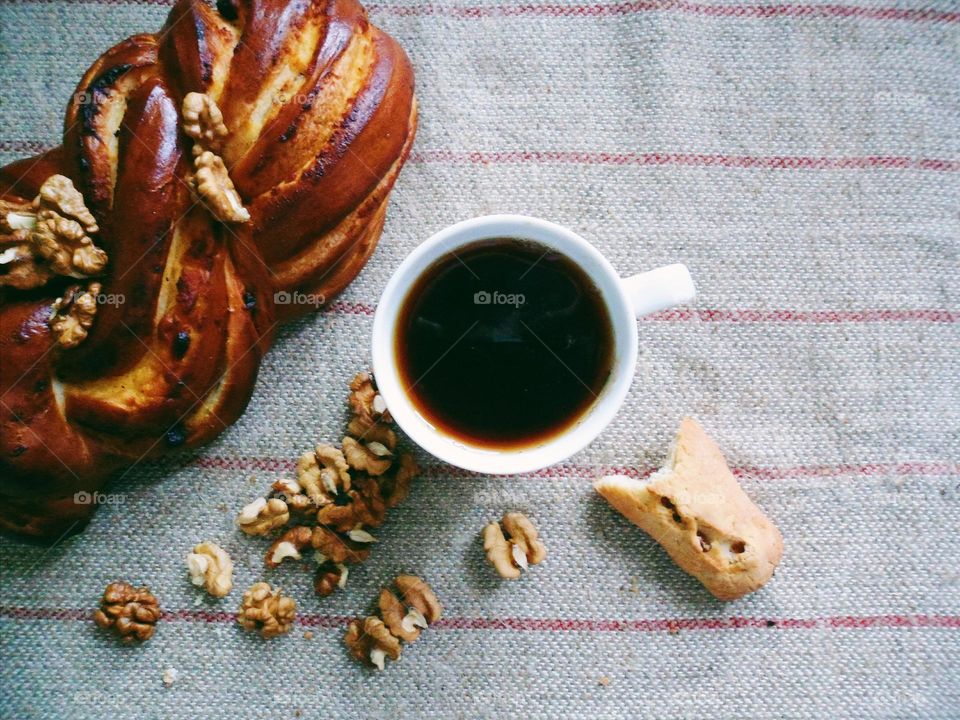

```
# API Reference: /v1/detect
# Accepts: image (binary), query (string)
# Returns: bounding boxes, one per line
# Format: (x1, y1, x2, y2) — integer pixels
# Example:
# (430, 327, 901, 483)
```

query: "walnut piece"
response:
(311, 524, 371, 565)
(343, 435, 394, 476)
(181, 92, 228, 154)
(349, 372, 392, 426)
(32, 209, 107, 278)
(0, 229, 52, 289)
(237, 582, 296, 639)
(379, 453, 418, 509)
(48, 282, 101, 349)
(344, 575, 441, 670)
(35, 175, 98, 233)
(181, 94, 248, 223)
(314, 561, 349, 596)
(270, 478, 314, 516)
(380, 575, 442, 643)
(92, 581, 161, 643)
(344, 617, 402, 670)
(315, 475, 385, 532)
(186, 541, 234, 598)
(193, 150, 250, 224)
(264, 526, 312, 568)
(483, 512, 547, 579)
(297, 444, 351, 506)
(236, 496, 289, 536)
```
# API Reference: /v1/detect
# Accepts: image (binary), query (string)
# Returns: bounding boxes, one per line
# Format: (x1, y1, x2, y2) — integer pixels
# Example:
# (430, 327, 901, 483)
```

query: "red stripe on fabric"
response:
(409, 150, 960, 171)
(1, 0, 957, 24)
(2, 607, 958, 631)
(185, 457, 959, 479)
(3, 141, 958, 173)
(317, 304, 959, 323)
(323, 301, 376, 316)
(368, 1, 960, 23)
(644, 308, 960, 323)
(433, 615, 960, 631)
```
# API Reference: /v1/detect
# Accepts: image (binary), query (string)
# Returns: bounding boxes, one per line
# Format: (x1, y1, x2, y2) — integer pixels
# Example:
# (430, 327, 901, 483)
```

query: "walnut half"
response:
(185, 541, 234, 598)
(48, 282, 101, 349)
(237, 582, 296, 639)
(344, 575, 442, 670)
(181, 92, 228, 155)
(92, 581, 161, 643)
(483, 512, 547, 579)
(264, 526, 312, 568)
(236, 496, 289, 536)
(192, 151, 250, 224)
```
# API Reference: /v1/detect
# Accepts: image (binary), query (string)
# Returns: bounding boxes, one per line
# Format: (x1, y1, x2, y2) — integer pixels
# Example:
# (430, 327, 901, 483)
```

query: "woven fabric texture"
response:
(1, 1, 958, 718)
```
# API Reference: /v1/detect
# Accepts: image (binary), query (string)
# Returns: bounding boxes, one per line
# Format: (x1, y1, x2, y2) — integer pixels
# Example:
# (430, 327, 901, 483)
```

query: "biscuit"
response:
(595, 418, 783, 600)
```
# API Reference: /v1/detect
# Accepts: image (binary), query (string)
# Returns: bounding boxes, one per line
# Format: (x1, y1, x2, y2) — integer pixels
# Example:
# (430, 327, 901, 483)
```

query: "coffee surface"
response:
(396, 239, 614, 448)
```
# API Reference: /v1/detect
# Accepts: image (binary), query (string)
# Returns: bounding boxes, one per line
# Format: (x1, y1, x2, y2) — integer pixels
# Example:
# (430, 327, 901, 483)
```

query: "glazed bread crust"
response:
(0, 0, 416, 540)
(595, 418, 783, 601)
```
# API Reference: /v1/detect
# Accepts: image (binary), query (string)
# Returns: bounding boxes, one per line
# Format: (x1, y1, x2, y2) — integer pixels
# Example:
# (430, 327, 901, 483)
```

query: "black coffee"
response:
(395, 238, 614, 449)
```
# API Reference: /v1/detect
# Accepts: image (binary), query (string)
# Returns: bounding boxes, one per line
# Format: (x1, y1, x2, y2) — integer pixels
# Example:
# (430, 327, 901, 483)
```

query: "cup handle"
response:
(621, 263, 696, 318)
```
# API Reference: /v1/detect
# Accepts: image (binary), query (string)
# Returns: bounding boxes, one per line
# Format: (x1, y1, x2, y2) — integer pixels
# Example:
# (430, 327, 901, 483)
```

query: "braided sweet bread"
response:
(0, 0, 416, 539)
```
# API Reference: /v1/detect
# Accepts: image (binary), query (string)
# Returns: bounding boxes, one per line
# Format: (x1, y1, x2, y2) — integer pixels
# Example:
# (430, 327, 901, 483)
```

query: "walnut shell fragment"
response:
(594, 417, 783, 601)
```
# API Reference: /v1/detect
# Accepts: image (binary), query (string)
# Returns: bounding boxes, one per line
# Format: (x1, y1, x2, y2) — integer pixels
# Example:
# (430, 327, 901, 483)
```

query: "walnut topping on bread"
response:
(181, 92, 229, 154)
(48, 282, 101, 348)
(191, 151, 250, 223)
(594, 418, 783, 601)
(1, 175, 107, 291)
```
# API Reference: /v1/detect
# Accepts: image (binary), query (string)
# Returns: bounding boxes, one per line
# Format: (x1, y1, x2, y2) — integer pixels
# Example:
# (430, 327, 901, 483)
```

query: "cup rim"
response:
(371, 214, 638, 475)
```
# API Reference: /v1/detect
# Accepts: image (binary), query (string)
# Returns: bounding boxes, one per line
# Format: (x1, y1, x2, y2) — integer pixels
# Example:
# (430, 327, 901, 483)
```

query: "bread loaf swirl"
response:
(0, 0, 416, 539)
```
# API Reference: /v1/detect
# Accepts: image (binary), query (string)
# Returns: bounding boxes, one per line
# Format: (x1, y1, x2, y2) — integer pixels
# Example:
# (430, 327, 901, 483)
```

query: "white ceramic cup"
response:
(371, 214, 695, 475)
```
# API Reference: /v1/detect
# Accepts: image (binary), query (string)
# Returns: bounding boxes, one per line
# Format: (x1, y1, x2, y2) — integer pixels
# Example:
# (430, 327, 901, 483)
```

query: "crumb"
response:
(303, 631, 314, 640)
(629, 577, 639, 593)
(668, 624, 679, 635)
(216, 503, 228, 513)
(247, 476, 257, 485)
(598, 676, 610, 686)
(162, 668, 179, 687)
(766, 620, 777, 628)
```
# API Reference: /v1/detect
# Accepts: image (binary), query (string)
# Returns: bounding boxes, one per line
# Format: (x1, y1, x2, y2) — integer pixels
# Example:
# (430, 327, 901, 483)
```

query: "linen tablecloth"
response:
(1, 0, 958, 717)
